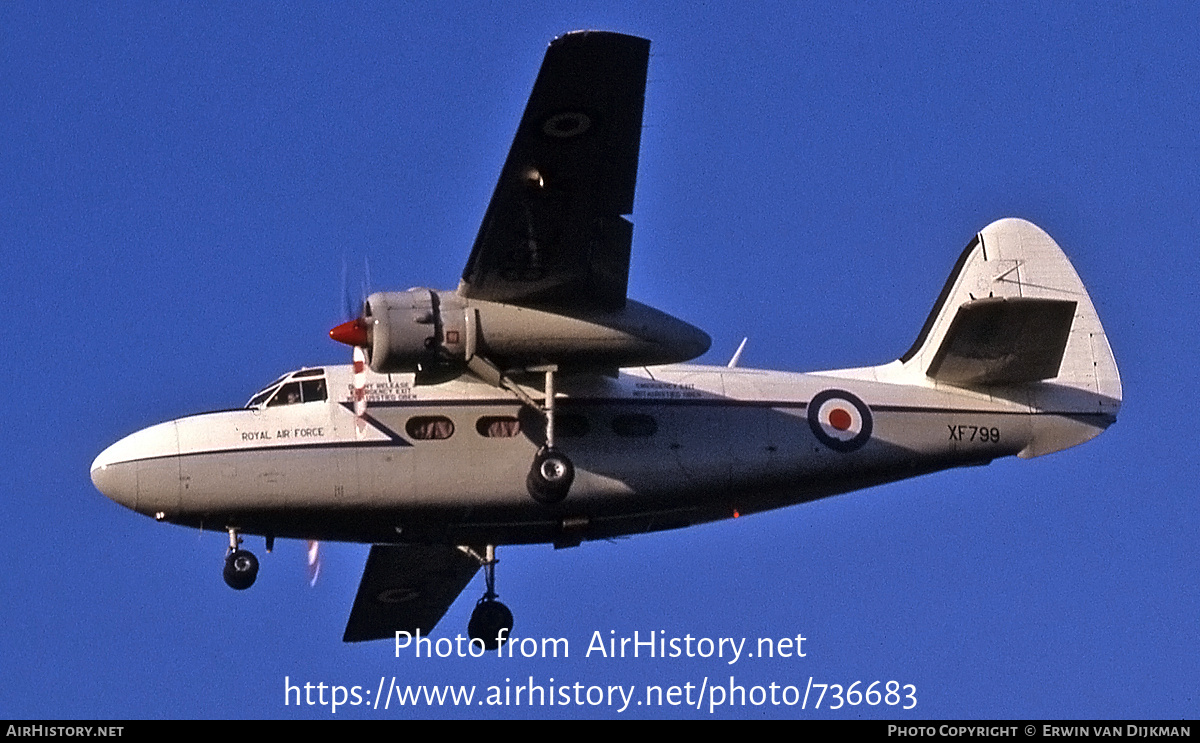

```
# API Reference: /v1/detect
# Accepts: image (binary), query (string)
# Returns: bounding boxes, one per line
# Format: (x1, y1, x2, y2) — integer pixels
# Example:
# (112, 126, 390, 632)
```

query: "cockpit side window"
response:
(268, 381, 303, 407)
(301, 378, 327, 403)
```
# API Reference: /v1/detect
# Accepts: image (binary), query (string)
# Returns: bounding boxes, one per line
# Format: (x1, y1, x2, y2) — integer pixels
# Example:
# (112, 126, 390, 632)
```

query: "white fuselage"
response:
(90, 362, 1111, 547)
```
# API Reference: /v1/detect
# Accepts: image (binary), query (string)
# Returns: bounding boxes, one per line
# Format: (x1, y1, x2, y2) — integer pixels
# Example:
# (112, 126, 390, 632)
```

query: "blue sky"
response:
(2, 2, 1197, 719)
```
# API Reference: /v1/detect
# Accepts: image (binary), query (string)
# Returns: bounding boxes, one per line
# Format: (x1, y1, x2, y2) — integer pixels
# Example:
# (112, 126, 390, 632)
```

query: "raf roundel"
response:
(808, 389, 873, 453)
(542, 111, 592, 138)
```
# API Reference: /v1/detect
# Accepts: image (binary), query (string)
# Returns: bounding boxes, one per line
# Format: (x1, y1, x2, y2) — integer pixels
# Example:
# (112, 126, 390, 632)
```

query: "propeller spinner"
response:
(329, 318, 369, 348)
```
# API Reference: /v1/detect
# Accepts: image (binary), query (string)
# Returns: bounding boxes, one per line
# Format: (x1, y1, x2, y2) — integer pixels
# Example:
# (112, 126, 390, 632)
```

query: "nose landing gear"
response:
(223, 527, 259, 590)
(466, 545, 512, 650)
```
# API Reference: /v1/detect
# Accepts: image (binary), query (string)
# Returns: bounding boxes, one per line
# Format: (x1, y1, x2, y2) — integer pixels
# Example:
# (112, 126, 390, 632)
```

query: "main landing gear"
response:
(223, 527, 259, 590)
(523, 365, 574, 504)
(527, 446, 574, 504)
(470, 359, 576, 504)
(466, 545, 513, 650)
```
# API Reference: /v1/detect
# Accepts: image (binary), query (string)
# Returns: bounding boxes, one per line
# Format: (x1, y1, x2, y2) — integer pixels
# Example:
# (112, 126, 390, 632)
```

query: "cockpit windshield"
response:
(246, 385, 279, 408)
(245, 369, 327, 409)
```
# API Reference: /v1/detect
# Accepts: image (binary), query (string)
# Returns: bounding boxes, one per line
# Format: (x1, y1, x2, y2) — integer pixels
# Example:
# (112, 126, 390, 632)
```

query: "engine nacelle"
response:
(363, 289, 710, 374)
(363, 289, 464, 373)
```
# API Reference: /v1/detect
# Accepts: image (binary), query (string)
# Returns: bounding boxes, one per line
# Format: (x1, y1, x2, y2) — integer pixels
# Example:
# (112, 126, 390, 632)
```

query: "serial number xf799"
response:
(947, 425, 1000, 443)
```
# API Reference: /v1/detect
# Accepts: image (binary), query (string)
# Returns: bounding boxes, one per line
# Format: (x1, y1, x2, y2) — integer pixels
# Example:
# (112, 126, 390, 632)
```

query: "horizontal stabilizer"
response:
(926, 297, 1076, 386)
(343, 544, 480, 643)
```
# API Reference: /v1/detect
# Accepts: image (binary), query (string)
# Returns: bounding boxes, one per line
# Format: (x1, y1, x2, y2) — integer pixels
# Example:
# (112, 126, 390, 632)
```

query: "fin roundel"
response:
(808, 390, 873, 452)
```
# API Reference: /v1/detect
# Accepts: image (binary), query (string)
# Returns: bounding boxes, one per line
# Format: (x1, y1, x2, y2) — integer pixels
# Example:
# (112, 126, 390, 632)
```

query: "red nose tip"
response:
(329, 318, 369, 347)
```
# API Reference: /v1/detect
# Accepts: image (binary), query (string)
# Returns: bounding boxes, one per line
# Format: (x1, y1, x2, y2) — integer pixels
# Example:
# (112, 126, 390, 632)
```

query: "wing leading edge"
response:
(460, 31, 650, 313)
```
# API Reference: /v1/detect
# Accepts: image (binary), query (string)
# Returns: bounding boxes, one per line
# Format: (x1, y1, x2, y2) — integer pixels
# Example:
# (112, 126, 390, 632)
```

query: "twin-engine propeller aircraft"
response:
(91, 31, 1121, 646)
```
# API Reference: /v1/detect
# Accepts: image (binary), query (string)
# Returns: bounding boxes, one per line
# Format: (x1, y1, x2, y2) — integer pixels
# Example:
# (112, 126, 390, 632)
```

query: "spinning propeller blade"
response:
(331, 258, 373, 440)
(352, 346, 367, 440)
(306, 540, 321, 587)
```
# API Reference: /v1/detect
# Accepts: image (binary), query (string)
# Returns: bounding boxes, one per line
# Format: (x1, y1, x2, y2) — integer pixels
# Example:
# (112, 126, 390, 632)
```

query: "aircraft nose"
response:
(90, 452, 138, 510)
(91, 421, 180, 513)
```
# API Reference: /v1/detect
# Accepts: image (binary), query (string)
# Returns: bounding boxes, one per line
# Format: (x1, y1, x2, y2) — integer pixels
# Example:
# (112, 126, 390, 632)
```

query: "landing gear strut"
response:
(469, 358, 576, 504)
(223, 527, 259, 590)
(467, 545, 512, 650)
(524, 365, 574, 504)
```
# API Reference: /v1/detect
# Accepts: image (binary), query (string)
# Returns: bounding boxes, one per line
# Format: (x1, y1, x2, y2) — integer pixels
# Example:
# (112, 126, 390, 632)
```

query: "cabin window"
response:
(476, 416, 521, 438)
(556, 413, 590, 438)
(611, 414, 657, 437)
(407, 416, 455, 440)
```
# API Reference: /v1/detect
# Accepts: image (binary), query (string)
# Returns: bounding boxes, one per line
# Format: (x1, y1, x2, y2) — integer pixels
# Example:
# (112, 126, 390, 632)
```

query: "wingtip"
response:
(552, 30, 650, 46)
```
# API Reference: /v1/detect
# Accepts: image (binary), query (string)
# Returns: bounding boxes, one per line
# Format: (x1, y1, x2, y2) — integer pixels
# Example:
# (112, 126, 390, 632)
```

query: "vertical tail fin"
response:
(900, 218, 1121, 455)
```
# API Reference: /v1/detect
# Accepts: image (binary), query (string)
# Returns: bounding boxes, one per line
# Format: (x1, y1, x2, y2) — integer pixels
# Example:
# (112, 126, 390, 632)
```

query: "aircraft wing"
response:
(459, 31, 650, 313)
(343, 544, 481, 643)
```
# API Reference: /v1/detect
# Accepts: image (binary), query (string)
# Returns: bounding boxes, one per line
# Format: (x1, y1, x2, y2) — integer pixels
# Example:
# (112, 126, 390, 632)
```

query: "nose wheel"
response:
(223, 528, 259, 590)
(466, 545, 512, 650)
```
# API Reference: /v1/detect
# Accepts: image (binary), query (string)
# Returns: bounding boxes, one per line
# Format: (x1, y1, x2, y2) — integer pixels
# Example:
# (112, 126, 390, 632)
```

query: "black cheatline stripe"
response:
(337, 403, 409, 441)
(106, 408, 1112, 467)
(351, 396, 1109, 418)
(103, 439, 412, 466)
(353, 397, 798, 409)
(177, 440, 411, 459)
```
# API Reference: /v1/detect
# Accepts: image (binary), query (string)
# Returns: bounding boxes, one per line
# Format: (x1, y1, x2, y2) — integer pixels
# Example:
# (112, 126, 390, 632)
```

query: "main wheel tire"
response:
(468, 599, 513, 651)
(526, 447, 574, 504)
(223, 549, 259, 590)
